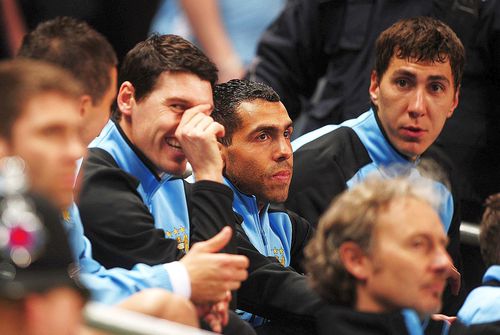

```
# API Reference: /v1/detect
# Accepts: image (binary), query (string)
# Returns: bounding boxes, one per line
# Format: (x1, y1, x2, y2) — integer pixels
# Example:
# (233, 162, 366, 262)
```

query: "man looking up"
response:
(77, 34, 252, 334)
(211, 79, 324, 333)
(287, 16, 465, 314)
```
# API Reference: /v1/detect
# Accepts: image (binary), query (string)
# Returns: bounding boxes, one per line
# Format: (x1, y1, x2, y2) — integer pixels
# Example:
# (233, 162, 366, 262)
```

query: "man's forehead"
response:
(375, 197, 445, 239)
(21, 92, 81, 125)
(237, 100, 291, 128)
(386, 56, 453, 78)
(155, 71, 213, 96)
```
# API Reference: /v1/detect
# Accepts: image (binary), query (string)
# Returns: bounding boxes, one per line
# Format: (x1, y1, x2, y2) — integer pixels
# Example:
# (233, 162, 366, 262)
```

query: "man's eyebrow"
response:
(391, 70, 451, 85)
(428, 75, 450, 85)
(248, 122, 293, 134)
(161, 97, 190, 106)
(391, 69, 416, 78)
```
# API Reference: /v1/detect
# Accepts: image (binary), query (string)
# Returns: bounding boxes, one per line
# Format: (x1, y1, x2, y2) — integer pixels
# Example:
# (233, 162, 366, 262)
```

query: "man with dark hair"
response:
(78, 34, 253, 334)
(212, 79, 323, 333)
(458, 194, 500, 326)
(287, 17, 465, 314)
(17, 16, 118, 146)
(0, 59, 202, 333)
(250, 0, 500, 225)
(15, 19, 236, 319)
(0, 58, 206, 327)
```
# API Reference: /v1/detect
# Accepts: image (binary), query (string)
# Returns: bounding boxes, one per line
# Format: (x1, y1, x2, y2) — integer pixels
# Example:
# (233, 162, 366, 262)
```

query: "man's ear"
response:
(339, 241, 371, 281)
(447, 85, 460, 119)
(117, 81, 136, 117)
(79, 95, 93, 117)
(369, 71, 380, 108)
(218, 142, 227, 166)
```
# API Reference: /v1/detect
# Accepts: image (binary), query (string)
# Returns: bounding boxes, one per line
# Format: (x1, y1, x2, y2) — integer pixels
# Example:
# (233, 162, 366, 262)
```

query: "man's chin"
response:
(161, 160, 187, 177)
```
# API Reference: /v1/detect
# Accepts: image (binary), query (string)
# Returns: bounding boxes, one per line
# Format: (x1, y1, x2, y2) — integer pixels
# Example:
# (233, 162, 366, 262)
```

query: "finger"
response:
(177, 104, 213, 130)
(206, 121, 225, 138)
(176, 113, 208, 139)
(205, 313, 222, 333)
(190, 226, 232, 253)
(222, 309, 229, 327)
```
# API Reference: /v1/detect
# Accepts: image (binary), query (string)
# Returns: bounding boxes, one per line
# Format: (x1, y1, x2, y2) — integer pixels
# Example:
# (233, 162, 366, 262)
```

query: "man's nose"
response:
(408, 88, 426, 119)
(274, 137, 292, 162)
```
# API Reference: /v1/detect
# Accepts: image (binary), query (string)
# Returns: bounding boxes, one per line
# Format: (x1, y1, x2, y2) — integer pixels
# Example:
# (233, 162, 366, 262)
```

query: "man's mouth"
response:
(400, 126, 426, 139)
(272, 170, 292, 182)
(165, 138, 183, 151)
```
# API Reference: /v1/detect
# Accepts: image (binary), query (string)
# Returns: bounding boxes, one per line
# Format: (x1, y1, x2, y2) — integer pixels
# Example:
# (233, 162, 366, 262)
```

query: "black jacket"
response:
(77, 121, 237, 269)
(287, 111, 465, 315)
(250, 0, 500, 221)
(314, 306, 474, 335)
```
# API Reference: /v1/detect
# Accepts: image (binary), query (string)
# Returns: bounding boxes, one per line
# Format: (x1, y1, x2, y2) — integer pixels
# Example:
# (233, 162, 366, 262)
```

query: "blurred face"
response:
(120, 72, 213, 175)
(6, 93, 84, 209)
(81, 67, 117, 145)
(222, 99, 293, 205)
(358, 197, 451, 315)
(28, 287, 85, 335)
(369, 56, 459, 160)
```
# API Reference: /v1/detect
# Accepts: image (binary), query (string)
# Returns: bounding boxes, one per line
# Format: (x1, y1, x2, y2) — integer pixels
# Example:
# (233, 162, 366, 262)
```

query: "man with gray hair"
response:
(306, 176, 459, 334)
(306, 176, 500, 334)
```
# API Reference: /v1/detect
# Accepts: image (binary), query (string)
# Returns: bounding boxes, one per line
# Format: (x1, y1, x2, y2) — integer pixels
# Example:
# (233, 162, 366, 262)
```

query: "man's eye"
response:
(430, 83, 444, 93)
(284, 129, 292, 139)
(396, 79, 408, 88)
(411, 237, 430, 252)
(257, 133, 269, 141)
(170, 104, 185, 111)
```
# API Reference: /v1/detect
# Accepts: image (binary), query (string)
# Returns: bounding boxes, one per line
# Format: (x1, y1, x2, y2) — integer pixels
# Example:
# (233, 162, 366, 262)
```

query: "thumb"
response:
(191, 226, 232, 253)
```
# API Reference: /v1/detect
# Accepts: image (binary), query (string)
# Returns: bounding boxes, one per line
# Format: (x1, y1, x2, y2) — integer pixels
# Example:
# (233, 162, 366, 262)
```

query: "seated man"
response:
(77, 34, 252, 334)
(306, 176, 464, 335)
(287, 16, 464, 314)
(16, 18, 247, 332)
(458, 193, 500, 327)
(211, 79, 324, 331)
(0, 58, 210, 330)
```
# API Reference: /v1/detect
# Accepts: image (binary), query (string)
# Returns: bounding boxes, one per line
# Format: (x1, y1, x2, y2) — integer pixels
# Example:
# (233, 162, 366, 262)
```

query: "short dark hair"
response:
(112, 34, 218, 121)
(374, 16, 465, 90)
(0, 59, 82, 139)
(212, 79, 280, 145)
(479, 196, 500, 267)
(17, 16, 117, 105)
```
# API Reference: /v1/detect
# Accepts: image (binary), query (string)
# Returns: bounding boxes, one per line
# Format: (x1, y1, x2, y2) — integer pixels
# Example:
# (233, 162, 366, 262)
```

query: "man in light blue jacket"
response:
(458, 194, 500, 328)
(15, 17, 249, 330)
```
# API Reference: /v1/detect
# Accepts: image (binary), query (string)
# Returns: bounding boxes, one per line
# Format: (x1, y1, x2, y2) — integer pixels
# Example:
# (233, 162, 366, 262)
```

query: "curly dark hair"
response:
(212, 79, 280, 145)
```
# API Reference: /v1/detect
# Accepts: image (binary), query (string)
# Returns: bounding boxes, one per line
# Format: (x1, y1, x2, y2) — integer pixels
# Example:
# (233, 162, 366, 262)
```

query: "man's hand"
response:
(196, 291, 231, 333)
(181, 227, 249, 303)
(175, 104, 225, 183)
(431, 314, 457, 324)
